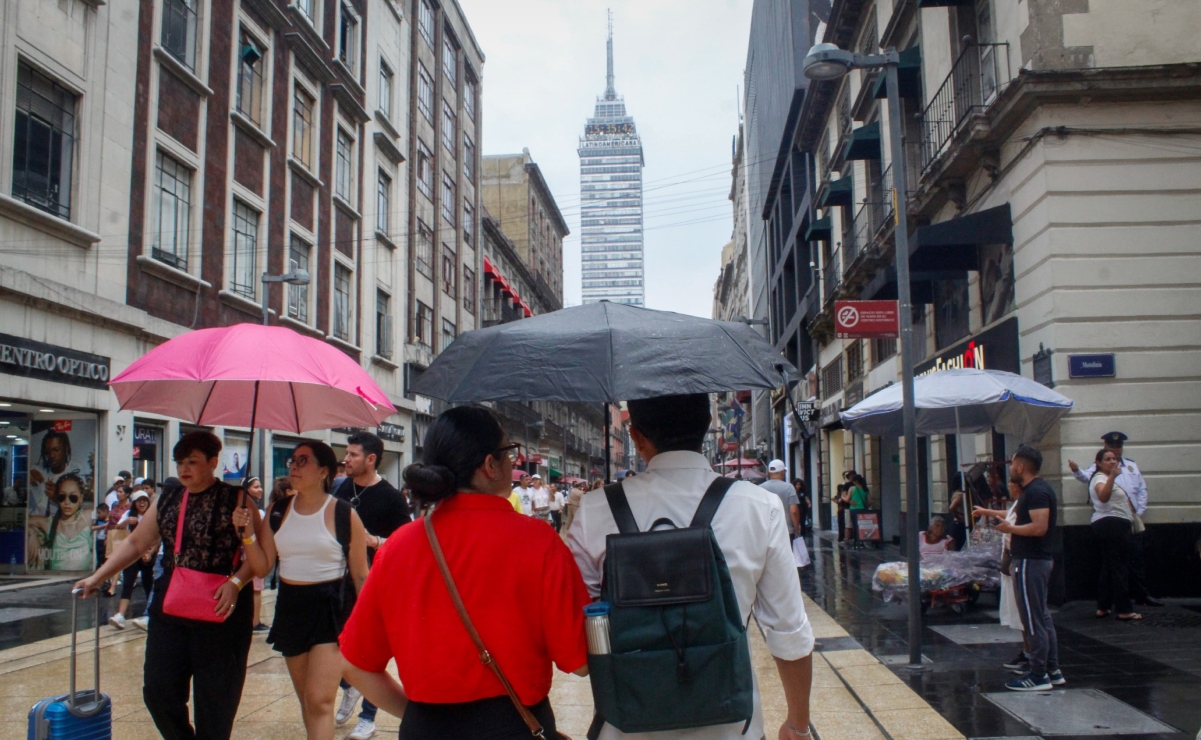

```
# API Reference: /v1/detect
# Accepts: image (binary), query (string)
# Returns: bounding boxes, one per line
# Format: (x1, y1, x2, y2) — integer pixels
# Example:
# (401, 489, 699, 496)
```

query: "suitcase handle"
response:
(67, 588, 103, 715)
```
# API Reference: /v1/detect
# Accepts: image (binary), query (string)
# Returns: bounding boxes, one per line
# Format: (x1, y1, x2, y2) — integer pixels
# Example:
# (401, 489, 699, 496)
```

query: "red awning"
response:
(483, 257, 497, 277)
(522, 304, 532, 318)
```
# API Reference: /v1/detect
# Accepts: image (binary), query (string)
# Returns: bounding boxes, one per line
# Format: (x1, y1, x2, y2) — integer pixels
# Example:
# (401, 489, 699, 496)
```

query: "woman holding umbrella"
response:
(75, 431, 267, 740)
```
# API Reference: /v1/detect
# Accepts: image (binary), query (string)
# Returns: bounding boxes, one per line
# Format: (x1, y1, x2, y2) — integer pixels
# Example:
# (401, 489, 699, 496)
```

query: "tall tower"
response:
(578, 10, 645, 306)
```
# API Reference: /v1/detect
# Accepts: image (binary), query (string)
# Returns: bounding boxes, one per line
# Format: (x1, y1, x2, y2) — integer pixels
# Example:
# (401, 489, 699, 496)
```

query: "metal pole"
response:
(884, 56, 923, 670)
(603, 403, 612, 483)
(260, 277, 270, 485)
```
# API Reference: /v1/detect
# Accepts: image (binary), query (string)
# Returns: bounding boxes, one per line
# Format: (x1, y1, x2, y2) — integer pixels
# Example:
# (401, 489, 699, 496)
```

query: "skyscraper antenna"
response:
(605, 9, 616, 100)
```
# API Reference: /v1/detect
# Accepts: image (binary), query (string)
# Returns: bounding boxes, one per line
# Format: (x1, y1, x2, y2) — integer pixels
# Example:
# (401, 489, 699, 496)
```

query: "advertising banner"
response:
(25, 418, 97, 571)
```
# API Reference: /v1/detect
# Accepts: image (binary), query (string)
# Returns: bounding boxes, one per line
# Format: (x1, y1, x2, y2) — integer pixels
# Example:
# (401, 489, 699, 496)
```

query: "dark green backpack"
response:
(586, 477, 753, 737)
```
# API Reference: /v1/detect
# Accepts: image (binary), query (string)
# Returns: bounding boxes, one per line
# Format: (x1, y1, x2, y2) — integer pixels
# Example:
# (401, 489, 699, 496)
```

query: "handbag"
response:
(424, 513, 572, 740)
(999, 548, 1012, 577)
(162, 489, 241, 624)
(1131, 511, 1146, 535)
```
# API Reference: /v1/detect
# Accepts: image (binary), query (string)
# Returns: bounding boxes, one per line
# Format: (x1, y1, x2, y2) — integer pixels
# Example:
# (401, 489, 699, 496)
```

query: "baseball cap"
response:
(130, 491, 150, 503)
(531, 474, 542, 480)
(767, 459, 787, 474)
(133, 477, 146, 486)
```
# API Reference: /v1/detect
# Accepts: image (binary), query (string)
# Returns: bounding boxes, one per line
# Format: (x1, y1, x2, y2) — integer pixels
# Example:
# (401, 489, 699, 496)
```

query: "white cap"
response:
(130, 491, 150, 503)
(767, 459, 787, 474)
(133, 477, 146, 486)
(531, 474, 542, 480)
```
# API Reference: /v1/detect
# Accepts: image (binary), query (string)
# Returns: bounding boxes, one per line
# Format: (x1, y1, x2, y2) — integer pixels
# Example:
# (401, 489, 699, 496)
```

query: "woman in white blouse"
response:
(1090, 449, 1141, 621)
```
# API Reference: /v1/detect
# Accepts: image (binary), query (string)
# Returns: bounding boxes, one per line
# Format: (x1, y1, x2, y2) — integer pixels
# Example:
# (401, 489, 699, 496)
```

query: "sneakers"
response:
(131, 616, 149, 631)
(348, 718, 376, 739)
(1002, 652, 1029, 672)
(1049, 669, 1067, 686)
(1006, 672, 1052, 691)
(252, 623, 270, 633)
(336, 686, 362, 725)
(108, 613, 126, 630)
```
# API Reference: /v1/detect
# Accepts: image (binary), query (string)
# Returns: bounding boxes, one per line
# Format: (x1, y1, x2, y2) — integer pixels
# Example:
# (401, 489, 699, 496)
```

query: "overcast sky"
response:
(457, 0, 753, 318)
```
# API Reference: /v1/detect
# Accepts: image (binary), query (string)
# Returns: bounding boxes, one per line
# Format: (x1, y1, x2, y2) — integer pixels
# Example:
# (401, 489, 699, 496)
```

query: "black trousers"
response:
(143, 583, 253, 740)
(837, 507, 847, 541)
(1092, 516, 1133, 615)
(121, 558, 155, 601)
(1128, 529, 1152, 603)
(399, 695, 556, 740)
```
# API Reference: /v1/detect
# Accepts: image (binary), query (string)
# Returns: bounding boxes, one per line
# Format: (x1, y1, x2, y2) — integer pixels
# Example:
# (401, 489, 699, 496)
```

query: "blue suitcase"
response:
(27, 590, 112, 740)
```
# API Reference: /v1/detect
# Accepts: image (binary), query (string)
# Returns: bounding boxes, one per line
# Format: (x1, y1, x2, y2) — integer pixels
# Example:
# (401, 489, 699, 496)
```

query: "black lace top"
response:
(157, 481, 242, 574)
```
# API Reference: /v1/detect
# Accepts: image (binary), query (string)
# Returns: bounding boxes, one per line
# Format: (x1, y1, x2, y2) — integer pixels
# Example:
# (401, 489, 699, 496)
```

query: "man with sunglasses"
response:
(333, 432, 411, 739)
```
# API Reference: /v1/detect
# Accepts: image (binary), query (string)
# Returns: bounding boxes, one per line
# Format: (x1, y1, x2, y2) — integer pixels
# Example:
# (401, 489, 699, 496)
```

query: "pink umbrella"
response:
(717, 457, 762, 469)
(110, 324, 396, 432)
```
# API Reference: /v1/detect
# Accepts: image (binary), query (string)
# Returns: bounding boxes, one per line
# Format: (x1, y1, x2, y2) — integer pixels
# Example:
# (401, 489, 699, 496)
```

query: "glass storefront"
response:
(132, 423, 165, 482)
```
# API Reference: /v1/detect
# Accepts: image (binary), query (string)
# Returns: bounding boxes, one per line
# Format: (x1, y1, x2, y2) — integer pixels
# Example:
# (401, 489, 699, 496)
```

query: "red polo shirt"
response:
(340, 492, 590, 706)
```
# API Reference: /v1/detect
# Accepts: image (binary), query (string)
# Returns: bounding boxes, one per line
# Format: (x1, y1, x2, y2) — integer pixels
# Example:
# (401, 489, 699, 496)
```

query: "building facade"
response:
(0, 0, 486, 573)
(780, 0, 1201, 596)
(578, 17, 645, 307)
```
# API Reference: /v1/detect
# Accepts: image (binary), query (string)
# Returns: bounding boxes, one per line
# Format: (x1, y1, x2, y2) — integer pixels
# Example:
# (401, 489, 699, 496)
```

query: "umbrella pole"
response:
(245, 380, 260, 486)
(955, 407, 969, 550)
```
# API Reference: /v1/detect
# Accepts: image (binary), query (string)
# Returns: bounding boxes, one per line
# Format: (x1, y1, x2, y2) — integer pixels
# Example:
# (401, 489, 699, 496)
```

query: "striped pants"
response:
(1013, 558, 1059, 676)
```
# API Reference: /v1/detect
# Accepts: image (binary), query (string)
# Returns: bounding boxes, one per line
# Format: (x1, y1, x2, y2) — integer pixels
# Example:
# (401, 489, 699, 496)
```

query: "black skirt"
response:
(267, 579, 349, 658)
(399, 696, 556, 740)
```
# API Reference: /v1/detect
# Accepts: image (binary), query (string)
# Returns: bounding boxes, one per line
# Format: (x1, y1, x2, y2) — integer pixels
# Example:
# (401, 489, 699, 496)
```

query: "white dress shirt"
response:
(1074, 457, 1147, 515)
(567, 450, 814, 740)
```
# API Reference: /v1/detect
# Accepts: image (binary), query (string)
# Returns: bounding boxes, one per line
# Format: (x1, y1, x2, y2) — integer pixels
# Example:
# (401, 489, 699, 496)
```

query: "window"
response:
(231, 200, 259, 298)
(12, 62, 76, 220)
(416, 141, 433, 197)
(378, 61, 393, 118)
(873, 337, 897, 365)
(235, 31, 266, 126)
(463, 137, 475, 182)
(296, 0, 314, 22)
(846, 341, 864, 382)
(288, 235, 311, 322)
(464, 78, 476, 121)
(376, 291, 393, 358)
(821, 356, 842, 397)
(441, 246, 456, 297)
(441, 102, 456, 154)
(292, 85, 315, 168)
(152, 151, 192, 270)
(443, 39, 457, 90)
(463, 200, 474, 246)
(162, 0, 199, 70)
(335, 129, 352, 200)
(333, 263, 352, 341)
(463, 267, 475, 314)
(338, 4, 358, 74)
(441, 319, 456, 351)
(376, 170, 391, 233)
(440, 173, 456, 226)
(418, 0, 435, 48)
(414, 300, 433, 348)
(416, 63, 434, 122)
(415, 219, 433, 277)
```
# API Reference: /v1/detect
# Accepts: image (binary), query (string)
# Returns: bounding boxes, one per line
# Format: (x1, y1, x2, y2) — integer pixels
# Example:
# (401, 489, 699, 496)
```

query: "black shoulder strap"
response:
(603, 482, 639, 534)
(334, 498, 352, 559)
(268, 495, 294, 533)
(690, 477, 736, 529)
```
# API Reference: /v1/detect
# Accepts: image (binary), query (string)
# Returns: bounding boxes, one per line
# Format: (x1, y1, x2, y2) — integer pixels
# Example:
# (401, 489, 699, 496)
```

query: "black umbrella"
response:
(411, 302, 798, 402)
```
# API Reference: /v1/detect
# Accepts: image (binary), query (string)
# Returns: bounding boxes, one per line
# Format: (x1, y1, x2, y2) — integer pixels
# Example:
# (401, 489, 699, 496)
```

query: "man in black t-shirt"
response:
(975, 445, 1063, 692)
(333, 432, 411, 738)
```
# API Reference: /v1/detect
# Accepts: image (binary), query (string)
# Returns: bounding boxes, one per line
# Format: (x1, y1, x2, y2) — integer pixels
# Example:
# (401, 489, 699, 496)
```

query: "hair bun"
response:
(403, 463, 456, 503)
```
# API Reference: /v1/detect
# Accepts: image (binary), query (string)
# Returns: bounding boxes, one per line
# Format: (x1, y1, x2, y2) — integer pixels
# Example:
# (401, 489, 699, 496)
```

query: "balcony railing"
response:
(920, 41, 1011, 172)
(823, 248, 841, 304)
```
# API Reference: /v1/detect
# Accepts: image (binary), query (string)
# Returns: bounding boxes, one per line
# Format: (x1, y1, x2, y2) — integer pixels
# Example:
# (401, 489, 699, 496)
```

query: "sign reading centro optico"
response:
(0, 333, 111, 390)
(835, 301, 899, 339)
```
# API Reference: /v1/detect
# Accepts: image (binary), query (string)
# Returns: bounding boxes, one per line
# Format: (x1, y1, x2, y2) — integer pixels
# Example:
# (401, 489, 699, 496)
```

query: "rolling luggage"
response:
(27, 589, 112, 740)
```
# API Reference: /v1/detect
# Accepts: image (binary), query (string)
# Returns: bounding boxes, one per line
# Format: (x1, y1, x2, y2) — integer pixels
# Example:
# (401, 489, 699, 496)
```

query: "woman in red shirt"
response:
(340, 405, 590, 739)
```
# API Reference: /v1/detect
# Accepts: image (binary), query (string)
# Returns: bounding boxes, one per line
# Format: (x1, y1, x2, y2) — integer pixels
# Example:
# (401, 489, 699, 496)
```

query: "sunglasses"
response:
(492, 443, 520, 463)
(61, 494, 81, 504)
(286, 455, 312, 469)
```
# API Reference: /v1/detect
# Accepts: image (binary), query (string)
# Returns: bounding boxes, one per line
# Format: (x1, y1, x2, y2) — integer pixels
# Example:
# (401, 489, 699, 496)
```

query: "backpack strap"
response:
(690, 477, 736, 528)
(603, 482, 639, 534)
(268, 495, 294, 533)
(334, 498, 352, 560)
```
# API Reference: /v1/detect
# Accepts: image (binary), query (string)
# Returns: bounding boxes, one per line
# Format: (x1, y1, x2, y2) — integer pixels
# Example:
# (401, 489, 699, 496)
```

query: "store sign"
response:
(916, 317, 1020, 378)
(332, 426, 368, 435)
(835, 301, 899, 339)
(377, 422, 405, 442)
(1068, 353, 1116, 379)
(0, 333, 110, 390)
(793, 401, 818, 423)
(918, 340, 986, 377)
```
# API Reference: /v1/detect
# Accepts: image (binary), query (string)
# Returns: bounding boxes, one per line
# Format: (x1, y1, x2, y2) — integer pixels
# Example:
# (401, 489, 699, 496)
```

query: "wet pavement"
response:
(801, 532, 1201, 739)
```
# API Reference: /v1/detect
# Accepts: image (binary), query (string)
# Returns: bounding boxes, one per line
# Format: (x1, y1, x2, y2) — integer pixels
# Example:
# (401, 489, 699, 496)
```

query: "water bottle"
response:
(584, 601, 611, 655)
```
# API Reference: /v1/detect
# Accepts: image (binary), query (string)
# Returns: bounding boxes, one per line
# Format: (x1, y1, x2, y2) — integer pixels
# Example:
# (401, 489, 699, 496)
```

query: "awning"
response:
(819, 176, 854, 208)
(522, 303, 533, 318)
(843, 121, 881, 161)
(910, 203, 1012, 271)
(804, 215, 832, 242)
(860, 266, 957, 304)
(873, 46, 922, 100)
(549, 467, 563, 478)
(483, 257, 498, 277)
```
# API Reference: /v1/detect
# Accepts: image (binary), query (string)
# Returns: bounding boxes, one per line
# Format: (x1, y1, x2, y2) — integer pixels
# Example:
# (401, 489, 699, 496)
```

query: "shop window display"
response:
(24, 418, 97, 572)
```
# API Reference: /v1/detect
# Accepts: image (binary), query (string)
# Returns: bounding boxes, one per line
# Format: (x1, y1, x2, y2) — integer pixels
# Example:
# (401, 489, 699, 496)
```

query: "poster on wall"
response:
(25, 418, 97, 572)
(222, 434, 250, 483)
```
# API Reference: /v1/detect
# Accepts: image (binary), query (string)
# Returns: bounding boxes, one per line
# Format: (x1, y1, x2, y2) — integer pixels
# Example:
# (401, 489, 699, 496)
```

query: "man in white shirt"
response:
(1068, 430, 1160, 606)
(759, 460, 801, 539)
(568, 393, 813, 740)
(512, 475, 534, 516)
(531, 474, 552, 522)
(549, 484, 565, 531)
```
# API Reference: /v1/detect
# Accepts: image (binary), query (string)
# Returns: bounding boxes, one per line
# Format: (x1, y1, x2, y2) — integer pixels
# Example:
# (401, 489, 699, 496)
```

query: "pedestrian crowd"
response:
(75, 394, 816, 740)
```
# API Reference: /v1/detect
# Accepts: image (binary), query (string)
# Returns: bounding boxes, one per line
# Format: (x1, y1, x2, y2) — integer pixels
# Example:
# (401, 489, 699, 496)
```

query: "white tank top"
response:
(275, 495, 346, 583)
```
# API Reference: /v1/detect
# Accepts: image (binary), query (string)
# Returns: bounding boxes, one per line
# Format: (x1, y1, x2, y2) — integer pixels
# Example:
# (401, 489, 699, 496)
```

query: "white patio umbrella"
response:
(839, 369, 1073, 442)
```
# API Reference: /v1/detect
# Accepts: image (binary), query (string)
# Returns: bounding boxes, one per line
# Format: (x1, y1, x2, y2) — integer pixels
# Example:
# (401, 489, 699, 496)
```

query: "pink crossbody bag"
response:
(162, 489, 241, 623)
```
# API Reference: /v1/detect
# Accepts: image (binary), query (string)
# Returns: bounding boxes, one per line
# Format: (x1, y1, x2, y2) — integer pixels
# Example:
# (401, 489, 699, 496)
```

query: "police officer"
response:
(1069, 431, 1162, 607)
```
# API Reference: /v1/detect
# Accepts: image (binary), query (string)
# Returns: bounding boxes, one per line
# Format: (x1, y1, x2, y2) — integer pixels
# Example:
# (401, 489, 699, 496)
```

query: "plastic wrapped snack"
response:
(872, 539, 1003, 602)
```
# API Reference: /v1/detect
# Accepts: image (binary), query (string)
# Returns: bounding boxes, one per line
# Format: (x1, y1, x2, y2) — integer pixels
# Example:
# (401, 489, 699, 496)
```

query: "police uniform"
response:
(1072, 431, 1158, 605)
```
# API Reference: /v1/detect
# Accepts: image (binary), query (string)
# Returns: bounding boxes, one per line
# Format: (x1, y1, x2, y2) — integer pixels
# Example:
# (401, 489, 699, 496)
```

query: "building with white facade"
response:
(578, 15, 645, 307)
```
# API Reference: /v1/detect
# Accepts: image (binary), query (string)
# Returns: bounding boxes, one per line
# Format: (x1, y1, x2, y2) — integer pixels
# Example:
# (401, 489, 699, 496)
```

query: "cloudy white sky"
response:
(457, 0, 753, 317)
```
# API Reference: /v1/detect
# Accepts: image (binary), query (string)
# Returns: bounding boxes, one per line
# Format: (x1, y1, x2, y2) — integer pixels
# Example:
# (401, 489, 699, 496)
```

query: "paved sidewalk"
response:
(0, 586, 962, 739)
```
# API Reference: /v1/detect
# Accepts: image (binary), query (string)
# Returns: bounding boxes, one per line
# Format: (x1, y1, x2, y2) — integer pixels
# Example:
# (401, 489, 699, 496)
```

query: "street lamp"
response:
(261, 268, 311, 326)
(803, 42, 924, 670)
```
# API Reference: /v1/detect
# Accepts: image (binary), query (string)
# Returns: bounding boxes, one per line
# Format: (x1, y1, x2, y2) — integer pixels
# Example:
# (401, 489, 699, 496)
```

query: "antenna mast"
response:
(604, 9, 616, 100)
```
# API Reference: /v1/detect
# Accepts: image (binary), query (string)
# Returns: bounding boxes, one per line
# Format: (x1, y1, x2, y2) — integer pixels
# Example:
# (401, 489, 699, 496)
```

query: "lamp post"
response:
(803, 43, 923, 670)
